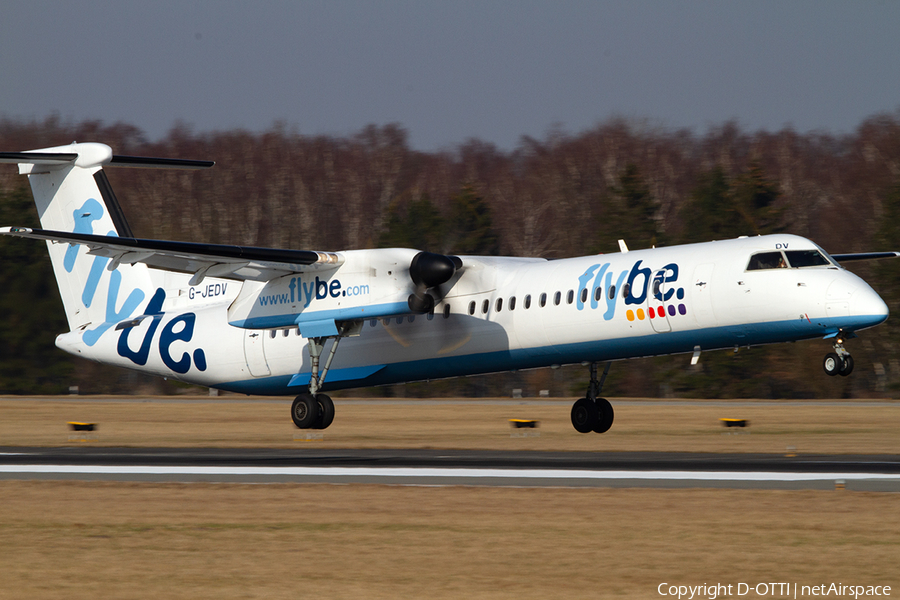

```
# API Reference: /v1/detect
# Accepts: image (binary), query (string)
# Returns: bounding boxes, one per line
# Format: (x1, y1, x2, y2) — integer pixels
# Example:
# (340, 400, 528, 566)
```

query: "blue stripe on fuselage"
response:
(213, 314, 884, 396)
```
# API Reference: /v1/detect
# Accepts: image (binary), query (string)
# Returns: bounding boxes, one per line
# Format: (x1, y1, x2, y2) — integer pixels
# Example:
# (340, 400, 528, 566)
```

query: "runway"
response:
(2, 447, 900, 490)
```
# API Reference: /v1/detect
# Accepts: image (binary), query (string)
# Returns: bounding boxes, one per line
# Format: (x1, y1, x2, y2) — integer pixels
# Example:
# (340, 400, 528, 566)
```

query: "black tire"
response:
(571, 397, 599, 433)
(839, 354, 854, 377)
(823, 353, 842, 376)
(593, 397, 615, 434)
(313, 393, 335, 429)
(291, 393, 318, 429)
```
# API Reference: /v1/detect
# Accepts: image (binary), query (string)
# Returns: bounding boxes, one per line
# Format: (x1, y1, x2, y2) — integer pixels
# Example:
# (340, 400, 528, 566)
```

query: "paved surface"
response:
(2, 447, 899, 490)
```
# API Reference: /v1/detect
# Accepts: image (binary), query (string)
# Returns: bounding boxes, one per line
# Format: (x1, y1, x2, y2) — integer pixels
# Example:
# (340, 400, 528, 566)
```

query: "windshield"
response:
(747, 252, 786, 270)
(784, 249, 830, 268)
(747, 248, 835, 271)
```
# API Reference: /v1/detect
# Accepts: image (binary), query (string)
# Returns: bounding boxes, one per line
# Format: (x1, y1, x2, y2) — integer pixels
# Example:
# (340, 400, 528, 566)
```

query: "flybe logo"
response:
(117, 288, 208, 374)
(69, 198, 206, 374)
(576, 260, 687, 321)
(258, 276, 370, 308)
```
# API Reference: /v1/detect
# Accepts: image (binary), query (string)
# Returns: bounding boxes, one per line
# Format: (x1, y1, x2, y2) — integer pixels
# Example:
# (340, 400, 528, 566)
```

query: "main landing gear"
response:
(571, 362, 615, 434)
(291, 327, 350, 430)
(823, 335, 854, 377)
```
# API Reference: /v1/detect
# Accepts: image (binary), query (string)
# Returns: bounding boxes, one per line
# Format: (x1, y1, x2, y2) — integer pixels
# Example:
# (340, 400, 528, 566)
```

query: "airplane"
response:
(1, 142, 897, 434)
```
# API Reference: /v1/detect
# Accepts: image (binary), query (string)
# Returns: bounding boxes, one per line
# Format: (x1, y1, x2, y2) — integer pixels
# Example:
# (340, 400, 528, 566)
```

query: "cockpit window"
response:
(785, 249, 830, 268)
(748, 249, 834, 271)
(747, 252, 786, 270)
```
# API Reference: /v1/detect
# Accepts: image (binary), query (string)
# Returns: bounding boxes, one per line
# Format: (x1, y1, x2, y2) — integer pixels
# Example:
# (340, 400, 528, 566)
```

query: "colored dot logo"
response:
(626, 295, 687, 322)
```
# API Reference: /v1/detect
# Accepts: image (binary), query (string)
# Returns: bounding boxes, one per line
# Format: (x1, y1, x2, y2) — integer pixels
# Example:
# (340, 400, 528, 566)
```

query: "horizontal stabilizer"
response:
(109, 155, 214, 169)
(0, 152, 78, 165)
(0, 227, 343, 282)
(0, 147, 212, 170)
(831, 251, 900, 262)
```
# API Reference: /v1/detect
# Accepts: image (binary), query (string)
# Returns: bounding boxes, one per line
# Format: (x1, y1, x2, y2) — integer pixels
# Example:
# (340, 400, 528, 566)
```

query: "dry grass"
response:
(0, 482, 898, 600)
(2, 397, 899, 598)
(0, 397, 899, 454)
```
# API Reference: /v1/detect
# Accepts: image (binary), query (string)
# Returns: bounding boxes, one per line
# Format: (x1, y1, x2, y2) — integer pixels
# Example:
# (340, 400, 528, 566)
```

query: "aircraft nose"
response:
(849, 284, 889, 329)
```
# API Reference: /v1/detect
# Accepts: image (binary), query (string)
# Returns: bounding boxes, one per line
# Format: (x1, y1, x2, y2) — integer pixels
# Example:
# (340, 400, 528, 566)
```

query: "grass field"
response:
(1, 482, 898, 599)
(1, 397, 899, 599)
(1, 396, 899, 454)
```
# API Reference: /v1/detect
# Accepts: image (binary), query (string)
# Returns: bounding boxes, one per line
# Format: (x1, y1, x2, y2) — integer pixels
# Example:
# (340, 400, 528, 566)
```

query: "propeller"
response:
(407, 251, 462, 313)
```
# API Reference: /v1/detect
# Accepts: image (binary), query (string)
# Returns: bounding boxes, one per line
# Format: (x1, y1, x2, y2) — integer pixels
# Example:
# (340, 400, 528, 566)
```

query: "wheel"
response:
(291, 393, 318, 429)
(593, 397, 615, 434)
(839, 354, 854, 377)
(571, 397, 599, 433)
(313, 393, 335, 429)
(823, 353, 842, 376)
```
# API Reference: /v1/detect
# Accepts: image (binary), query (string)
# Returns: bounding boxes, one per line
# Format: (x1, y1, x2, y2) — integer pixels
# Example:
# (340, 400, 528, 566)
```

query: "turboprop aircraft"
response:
(1, 142, 896, 434)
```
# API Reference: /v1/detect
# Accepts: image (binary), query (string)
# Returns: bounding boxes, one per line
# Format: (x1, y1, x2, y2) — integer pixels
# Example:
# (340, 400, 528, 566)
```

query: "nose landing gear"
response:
(570, 362, 615, 434)
(823, 335, 854, 377)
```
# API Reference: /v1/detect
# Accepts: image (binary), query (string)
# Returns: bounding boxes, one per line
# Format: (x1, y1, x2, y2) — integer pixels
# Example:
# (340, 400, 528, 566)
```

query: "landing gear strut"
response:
(292, 324, 352, 430)
(823, 335, 854, 377)
(571, 362, 615, 434)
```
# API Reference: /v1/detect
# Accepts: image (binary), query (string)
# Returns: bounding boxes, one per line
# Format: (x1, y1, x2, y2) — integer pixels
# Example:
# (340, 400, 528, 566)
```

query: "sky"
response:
(2, 1, 899, 151)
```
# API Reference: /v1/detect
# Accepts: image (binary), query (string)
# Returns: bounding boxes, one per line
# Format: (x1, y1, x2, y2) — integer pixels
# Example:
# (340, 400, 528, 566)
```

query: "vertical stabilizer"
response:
(6, 143, 151, 342)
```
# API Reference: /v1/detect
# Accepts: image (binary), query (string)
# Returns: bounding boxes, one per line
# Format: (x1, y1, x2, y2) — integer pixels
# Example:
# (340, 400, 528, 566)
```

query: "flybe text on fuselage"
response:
(571, 259, 687, 321)
(259, 276, 371, 308)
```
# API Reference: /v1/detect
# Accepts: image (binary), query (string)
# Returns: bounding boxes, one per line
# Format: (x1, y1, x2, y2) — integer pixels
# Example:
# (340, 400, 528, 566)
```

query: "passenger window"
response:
(482, 299, 489, 314)
(396, 317, 403, 325)
(496, 298, 503, 312)
(580, 289, 588, 303)
(370, 319, 377, 327)
(622, 283, 630, 298)
(509, 296, 516, 311)
(269, 330, 276, 339)
(785, 250, 830, 268)
(652, 279, 661, 297)
(408, 315, 415, 323)
(283, 329, 289, 337)
(524, 295, 532, 309)
(540, 293, 547, 308)
(382, 319, 390, 326)
(554, 291, 561, 306)
(468, 301, 476, 316)
(594, 287, 602, 302)
(567, 290, 574, 304)
(608, 285, 616, 300)
(443, 304, 451, 319)
(747, 252, 787, 270)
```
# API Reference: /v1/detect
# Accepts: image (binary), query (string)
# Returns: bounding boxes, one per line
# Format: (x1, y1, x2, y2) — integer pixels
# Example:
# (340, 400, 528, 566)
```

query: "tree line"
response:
(1, 112, 900, 397)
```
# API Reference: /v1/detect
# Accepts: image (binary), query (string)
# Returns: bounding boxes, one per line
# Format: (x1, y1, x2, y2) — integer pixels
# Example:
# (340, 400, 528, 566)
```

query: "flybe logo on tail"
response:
(117, 288, 207, 374)
(576, 260, 687, 321)
(67, 199, 207, 374)
(67, 199, 145, 346)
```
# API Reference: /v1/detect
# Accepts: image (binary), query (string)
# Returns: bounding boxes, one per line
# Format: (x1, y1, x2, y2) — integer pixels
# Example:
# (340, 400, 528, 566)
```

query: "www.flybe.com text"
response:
(259, 276, 370, 308)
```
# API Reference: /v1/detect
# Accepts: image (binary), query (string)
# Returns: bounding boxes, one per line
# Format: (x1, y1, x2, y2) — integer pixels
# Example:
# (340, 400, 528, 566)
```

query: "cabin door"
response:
(243, 330, 271, 377)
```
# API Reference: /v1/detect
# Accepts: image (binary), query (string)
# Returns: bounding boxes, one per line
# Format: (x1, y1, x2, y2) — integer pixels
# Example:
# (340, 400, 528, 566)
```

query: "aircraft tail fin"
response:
(0, 143, 212, 342)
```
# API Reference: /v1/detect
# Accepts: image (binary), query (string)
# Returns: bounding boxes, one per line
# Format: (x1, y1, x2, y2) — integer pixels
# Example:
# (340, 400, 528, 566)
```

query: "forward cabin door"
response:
(691, 263, 717, 328)
(648, 268, 673, 333)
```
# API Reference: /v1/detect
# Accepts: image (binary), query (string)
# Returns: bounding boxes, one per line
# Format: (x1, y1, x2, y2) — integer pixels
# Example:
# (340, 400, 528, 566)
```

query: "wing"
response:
(0, 227, 342, 283)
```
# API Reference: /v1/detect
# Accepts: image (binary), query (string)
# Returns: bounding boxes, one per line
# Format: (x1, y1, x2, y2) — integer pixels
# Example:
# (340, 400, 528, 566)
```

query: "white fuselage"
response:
(57, 234, 888, 395)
